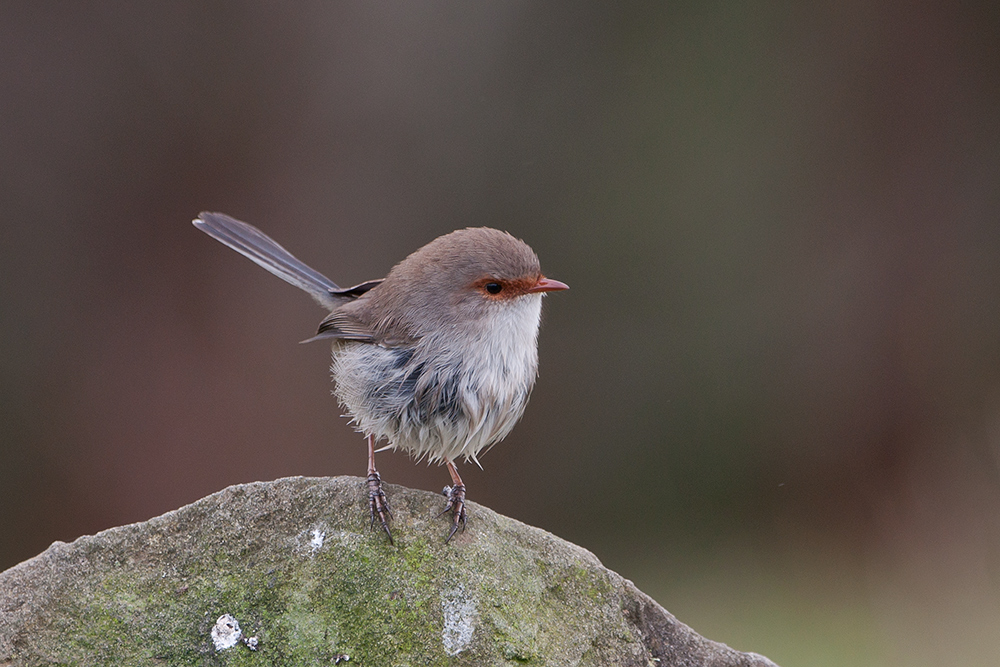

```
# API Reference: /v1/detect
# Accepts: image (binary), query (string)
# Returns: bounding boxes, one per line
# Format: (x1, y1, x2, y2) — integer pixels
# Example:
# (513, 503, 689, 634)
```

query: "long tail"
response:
(193, 212, 343, 308)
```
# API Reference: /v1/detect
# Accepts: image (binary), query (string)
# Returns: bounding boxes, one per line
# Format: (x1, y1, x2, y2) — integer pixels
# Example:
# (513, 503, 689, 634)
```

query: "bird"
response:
(192, 212, 568, 543)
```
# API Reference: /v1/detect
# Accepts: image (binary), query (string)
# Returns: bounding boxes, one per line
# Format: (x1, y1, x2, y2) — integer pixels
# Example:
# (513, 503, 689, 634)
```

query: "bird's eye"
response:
(485, 282, 503, 294)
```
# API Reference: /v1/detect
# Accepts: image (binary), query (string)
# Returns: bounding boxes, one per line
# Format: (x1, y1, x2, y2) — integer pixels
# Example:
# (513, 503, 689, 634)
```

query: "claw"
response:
(367, 472, 393, 544)
(439, 484, 466, 543)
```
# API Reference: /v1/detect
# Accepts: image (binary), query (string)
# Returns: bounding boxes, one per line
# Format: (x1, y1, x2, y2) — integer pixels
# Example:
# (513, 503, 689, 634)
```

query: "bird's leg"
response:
(439, 460, 467, 542)
(366, 434, 393, 544)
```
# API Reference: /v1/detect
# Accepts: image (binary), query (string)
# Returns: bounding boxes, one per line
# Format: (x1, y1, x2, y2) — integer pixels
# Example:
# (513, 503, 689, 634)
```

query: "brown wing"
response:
(301, 310, 377, 344)
(328, 279, 384, 298)
(301, 306, 419, 348)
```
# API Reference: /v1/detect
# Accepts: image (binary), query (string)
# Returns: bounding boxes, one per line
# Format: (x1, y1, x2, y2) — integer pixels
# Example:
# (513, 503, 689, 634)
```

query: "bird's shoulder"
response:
(313, 296, 418, 348)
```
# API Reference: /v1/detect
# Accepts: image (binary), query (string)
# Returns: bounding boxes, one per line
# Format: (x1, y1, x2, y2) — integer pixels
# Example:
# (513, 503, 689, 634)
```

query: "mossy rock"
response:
(0, 476, 777, 666)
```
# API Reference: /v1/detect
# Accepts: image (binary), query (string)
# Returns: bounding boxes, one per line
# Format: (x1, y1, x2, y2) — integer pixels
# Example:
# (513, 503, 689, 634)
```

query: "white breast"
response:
(331, 294, 544, 465)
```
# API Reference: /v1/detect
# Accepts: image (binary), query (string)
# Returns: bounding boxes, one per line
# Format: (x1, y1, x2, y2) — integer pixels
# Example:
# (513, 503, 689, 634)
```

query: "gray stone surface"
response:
(0, 476, 778, 666)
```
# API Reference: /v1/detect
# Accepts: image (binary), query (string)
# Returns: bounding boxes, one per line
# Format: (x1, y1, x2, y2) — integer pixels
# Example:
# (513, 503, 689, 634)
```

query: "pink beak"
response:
(527, 276, 569, 293)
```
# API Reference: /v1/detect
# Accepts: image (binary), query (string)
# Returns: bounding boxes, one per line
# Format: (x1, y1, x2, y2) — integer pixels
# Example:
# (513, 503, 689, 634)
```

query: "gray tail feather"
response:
(193, 212, 341, 308)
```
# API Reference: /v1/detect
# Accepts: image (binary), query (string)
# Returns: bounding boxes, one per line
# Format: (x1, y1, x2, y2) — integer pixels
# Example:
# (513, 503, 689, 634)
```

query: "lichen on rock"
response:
(0, 476, 778, 666)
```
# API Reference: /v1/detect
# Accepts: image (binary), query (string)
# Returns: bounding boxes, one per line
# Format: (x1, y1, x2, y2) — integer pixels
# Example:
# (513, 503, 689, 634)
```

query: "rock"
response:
(0, 476, 778, 666)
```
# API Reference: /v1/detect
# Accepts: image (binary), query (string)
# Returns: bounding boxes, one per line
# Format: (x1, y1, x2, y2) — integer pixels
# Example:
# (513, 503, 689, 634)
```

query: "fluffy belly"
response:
(331, 341, 535, 464)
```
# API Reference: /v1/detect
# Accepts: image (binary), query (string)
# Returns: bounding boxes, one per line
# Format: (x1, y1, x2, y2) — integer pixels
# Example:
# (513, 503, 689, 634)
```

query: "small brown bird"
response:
(193, 213, 567, 542)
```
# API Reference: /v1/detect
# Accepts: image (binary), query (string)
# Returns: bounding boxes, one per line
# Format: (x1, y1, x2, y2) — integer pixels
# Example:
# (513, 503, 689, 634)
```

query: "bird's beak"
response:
(527, 276, 569, 293)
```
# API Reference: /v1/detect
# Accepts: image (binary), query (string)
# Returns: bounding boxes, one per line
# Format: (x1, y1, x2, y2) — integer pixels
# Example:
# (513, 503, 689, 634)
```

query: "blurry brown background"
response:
(2, 3, 999, 665)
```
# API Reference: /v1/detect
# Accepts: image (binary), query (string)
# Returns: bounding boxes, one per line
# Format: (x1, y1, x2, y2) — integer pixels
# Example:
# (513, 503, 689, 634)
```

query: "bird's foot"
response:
(367, 472, 393, 544)
(439, 484, 467, 543)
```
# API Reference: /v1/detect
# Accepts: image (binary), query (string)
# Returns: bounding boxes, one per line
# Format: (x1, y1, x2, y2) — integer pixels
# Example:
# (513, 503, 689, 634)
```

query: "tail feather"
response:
(193, 212, 341, 308)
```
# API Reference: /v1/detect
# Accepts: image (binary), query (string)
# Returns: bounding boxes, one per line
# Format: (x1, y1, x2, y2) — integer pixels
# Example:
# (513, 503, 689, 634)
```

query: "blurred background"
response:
(1, 2, 998, 665)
